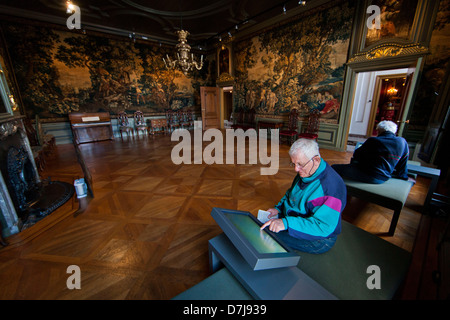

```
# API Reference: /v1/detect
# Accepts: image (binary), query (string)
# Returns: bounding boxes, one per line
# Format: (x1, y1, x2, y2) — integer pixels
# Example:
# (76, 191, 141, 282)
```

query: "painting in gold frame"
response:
(365, 0, 419, 48)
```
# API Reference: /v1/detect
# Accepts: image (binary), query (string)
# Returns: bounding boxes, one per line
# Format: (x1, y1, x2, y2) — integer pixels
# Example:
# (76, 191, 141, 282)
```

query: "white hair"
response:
(289, 138, 320, 159)
(377, 120, 398, 134)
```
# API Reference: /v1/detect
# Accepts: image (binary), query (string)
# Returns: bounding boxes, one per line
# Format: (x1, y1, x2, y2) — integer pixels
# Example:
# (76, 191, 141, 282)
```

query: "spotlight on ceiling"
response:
(66, 0, 75, 13)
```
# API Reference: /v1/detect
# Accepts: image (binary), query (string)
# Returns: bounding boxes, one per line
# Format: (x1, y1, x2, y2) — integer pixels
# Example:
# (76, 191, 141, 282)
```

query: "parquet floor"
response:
(0, 132, 427, 299)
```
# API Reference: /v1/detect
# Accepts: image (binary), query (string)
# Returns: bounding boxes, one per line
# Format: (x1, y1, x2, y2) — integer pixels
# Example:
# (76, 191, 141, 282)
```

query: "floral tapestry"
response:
(2, 22, 213, 119)
(233, 1, 354, 121)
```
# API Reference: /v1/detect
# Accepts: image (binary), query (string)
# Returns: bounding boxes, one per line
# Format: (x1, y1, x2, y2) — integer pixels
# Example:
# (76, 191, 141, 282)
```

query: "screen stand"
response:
(208, 233, 337, 300)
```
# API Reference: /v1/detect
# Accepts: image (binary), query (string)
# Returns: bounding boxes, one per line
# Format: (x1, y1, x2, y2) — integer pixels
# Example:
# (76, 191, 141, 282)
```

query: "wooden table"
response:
(257, 120, 284, 131)
(257, 121, 284, 139)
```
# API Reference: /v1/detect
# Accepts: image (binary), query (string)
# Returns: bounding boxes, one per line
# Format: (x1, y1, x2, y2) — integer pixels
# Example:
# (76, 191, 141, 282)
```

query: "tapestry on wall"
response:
(233, 1, 354, 122)
(2, 22, 213, 119)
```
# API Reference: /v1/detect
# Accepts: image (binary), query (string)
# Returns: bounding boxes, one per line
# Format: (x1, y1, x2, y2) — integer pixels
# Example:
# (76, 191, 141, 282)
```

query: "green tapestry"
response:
(233, 1, 355, 121)
(2, 23, 213, 119)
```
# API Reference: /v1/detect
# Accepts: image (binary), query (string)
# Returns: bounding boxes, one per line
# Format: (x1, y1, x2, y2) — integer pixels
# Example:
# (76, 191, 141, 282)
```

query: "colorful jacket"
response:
(352, 131, 409, 181)
(275, 160, 346, 241)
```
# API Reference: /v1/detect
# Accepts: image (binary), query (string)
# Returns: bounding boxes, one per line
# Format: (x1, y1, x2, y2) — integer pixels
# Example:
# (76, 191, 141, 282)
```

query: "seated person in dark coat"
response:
(332, 120, 409, 184)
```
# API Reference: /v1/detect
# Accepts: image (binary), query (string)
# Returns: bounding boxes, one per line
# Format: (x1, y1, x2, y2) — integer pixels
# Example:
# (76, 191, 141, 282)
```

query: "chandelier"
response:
(163, 30, 203, 74)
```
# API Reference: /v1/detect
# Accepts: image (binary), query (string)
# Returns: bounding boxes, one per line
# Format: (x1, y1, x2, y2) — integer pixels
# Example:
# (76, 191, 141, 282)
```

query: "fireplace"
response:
(0, 116, 74, 238)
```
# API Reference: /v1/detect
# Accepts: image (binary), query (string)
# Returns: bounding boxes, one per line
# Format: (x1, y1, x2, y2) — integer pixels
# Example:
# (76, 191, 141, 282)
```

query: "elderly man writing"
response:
(261, 138, 347, 254)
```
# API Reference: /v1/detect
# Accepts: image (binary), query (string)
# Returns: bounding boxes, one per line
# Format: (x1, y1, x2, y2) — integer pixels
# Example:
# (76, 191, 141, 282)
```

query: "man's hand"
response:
(266, 208, 279, 219)
(260, 218, 286, 233)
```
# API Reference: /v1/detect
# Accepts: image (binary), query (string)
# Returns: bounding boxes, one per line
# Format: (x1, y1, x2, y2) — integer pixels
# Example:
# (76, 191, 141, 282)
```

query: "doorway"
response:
(200, 86, 220, 130)
(368, 74, 409, 136)
(347, 68, 411, 151)
(222, 86, 233, 124)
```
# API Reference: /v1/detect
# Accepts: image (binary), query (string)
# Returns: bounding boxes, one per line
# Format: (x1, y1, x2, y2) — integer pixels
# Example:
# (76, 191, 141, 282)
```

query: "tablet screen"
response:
(224, 212, 287, 254)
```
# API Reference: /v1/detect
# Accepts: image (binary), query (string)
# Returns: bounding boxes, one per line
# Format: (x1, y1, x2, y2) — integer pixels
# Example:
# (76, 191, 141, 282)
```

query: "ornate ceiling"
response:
(0, 0, 317, 50)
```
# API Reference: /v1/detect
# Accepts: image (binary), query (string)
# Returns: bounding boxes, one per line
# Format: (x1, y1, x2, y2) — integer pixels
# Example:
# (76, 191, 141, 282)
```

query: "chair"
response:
(133, 110, 148, 138)
(241, 108, 256, 130)
(166, 110, 180, 132)
(23, 117, 46, 171)
(231, 108, 245, 129)
(180, 110, 191, 129)
(233, 108, 256, 131)
(35, 115, 56, 155)
(117, 111, 134, 140)
(279, 108, 299, 145)
(188, 110, 195, 129)
(160, 119, 169, 133)
(298, 109, 320, 140)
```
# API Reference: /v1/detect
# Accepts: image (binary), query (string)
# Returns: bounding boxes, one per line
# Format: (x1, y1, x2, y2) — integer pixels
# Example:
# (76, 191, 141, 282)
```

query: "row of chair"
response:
(231, 108, 321, 144)
(231, 108, 256, 130)
(280, 108, 321, 144)
(117, 108, 319, 143)
(117, 110, 195, 140)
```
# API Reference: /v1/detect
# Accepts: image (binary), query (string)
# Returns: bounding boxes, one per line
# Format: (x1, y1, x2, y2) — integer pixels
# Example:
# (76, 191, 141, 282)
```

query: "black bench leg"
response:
(388, 209, 401, 236)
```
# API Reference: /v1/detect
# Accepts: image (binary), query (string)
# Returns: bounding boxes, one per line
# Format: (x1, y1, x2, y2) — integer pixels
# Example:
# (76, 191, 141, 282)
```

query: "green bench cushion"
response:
(343, 178, 413, 210)
(298, 220, 411, 300)
(172, 267, 252, 300)
(172, 221, 411, 300)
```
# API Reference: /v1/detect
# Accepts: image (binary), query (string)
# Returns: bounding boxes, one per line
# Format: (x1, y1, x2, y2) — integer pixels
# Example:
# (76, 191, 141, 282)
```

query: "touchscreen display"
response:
(224, 212, 287, 254)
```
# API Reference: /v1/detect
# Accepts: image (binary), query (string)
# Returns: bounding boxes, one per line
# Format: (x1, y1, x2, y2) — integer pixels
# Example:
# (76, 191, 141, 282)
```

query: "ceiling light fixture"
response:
(163, 30, 203, 75)
(66, 0, 75, 13)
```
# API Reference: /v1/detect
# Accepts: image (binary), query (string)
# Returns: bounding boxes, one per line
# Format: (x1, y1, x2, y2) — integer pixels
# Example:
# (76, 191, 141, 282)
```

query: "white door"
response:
(349, 68, 409, 137)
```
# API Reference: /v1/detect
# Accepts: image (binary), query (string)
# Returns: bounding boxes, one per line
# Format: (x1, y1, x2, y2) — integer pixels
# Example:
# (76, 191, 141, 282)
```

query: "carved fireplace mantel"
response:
(0, 116, 36, 237)
(1, 116, 75, 242)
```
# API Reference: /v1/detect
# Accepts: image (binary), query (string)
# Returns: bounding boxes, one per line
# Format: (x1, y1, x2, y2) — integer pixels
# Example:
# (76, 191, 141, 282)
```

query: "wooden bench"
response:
(173, 221, 411, 300)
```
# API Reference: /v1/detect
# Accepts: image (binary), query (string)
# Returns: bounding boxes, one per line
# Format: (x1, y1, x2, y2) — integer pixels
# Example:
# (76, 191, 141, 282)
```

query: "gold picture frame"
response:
(364, 0, 419, 48)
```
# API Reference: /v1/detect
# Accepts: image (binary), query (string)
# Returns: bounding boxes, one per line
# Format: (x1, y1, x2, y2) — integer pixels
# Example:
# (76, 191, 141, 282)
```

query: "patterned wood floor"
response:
(0, 133, 427, 299)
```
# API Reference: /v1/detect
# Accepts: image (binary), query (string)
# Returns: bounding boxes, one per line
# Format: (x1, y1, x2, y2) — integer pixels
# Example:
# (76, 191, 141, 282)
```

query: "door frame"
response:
(339, 56, 425, 151)
(366, 73, 408, 137)
(200, 86, 220, 130)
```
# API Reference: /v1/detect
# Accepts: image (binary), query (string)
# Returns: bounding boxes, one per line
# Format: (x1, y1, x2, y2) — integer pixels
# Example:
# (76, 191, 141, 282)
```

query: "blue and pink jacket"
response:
(275, 160, 347, 241)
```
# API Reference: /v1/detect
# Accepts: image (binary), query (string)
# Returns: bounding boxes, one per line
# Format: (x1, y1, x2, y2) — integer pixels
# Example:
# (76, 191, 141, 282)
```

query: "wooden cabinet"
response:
(69, 112, 114, 144)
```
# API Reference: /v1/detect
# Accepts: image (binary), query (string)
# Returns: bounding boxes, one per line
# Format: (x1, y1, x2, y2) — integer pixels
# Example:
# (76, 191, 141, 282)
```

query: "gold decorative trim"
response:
(348, 43, 429, 64)
(0, 117, 23, 141)
(216, 72, 234, 84)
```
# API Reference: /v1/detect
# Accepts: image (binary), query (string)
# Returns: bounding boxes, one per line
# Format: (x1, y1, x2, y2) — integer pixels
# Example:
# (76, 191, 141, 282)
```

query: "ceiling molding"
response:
(0, 0, 324, 49)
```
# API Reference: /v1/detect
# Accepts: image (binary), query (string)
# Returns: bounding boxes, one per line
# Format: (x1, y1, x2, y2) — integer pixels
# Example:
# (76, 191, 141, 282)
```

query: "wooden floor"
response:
(0, 133, 429, 299)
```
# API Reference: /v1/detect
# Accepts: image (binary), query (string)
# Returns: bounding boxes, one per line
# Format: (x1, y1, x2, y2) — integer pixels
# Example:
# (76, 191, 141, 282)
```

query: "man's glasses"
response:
(289, 155, 318, 170)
